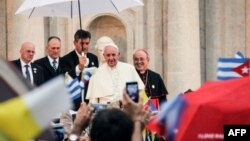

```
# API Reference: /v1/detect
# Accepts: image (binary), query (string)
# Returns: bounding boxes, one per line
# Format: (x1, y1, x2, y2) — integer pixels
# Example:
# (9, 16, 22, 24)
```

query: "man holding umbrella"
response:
(61, 29, 99, 110)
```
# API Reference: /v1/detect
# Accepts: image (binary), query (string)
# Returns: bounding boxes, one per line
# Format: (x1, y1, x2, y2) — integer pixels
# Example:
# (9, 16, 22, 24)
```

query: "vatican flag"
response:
(0, 76, 71, 141)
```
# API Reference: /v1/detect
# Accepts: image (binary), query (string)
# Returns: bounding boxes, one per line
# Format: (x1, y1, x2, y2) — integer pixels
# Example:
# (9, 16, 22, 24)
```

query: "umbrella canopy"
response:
(175, 77, 250, 141)
(15, 0, 144, 29)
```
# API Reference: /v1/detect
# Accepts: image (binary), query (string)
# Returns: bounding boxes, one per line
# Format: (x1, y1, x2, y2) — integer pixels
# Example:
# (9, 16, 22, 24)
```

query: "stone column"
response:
(0, 0, 7, 59)
(162, 0, 168, 92)
(245, 0, 250, 57)
(205, 0, 246, 80)
(145, 0, 163, 74)
(167, 0, 201, 98)
(7, 0, 45, 60)
(48, 17, 69, 56)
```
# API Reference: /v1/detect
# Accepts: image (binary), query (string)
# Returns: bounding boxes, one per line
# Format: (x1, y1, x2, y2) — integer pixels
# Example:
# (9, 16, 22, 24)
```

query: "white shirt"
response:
(86, 62, 144, 104)
(20, 59, 34, 85)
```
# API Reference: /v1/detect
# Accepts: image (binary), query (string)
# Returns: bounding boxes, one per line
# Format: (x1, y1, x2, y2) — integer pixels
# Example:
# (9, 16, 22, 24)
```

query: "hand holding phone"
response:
(126, 81, 139, 102)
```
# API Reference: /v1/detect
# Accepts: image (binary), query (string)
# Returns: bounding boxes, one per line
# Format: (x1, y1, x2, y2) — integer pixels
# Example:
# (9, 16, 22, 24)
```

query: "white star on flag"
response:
(241, 66, 249, 74)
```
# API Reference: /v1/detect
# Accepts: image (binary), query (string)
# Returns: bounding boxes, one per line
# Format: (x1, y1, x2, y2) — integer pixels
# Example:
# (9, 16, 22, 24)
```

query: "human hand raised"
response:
(122, 90, 143, 122)
(71, 103, 93, 135)
(78, 55, 87, 70)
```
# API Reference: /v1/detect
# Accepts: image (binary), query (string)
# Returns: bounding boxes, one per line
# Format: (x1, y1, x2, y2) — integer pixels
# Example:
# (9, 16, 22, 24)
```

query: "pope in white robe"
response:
(86, 44, 144, 104)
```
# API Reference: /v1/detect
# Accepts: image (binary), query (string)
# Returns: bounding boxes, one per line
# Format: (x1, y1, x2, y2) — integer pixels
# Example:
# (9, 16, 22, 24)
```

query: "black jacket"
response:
(34, 56, 64, 83)
(61, 50, 99, 79)
(61, 50, 99, 110)
(11, 59, 44, 86)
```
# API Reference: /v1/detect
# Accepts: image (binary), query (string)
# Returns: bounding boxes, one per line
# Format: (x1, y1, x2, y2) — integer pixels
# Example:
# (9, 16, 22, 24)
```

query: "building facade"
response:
(1, 0, 250, 98)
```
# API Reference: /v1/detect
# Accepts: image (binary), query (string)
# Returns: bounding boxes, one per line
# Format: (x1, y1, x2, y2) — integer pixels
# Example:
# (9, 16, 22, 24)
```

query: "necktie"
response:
(52, 60, 57, 71)
(25, 65, 31, 82)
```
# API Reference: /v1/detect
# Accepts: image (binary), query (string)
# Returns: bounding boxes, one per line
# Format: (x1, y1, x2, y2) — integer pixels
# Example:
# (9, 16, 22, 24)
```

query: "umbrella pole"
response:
(109, 0, 119, 13)
(78, 0, 82, 29)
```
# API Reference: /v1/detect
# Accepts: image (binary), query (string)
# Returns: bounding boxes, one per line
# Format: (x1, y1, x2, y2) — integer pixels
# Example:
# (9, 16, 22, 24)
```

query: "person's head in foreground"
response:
(90, 108, 134, 141)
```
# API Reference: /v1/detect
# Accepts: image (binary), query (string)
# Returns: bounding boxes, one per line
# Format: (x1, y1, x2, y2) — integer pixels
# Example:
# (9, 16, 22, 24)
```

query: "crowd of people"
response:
(9, 29, 168, 141)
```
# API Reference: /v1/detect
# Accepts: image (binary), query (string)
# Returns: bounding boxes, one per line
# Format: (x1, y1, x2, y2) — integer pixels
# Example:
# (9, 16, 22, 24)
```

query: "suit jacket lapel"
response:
(31, 63, 37, 84)
(72, 51, 79, 65)
(86, 53, 96, 67)
(57, 58, 62, 73)
(17, 59, 22, 71)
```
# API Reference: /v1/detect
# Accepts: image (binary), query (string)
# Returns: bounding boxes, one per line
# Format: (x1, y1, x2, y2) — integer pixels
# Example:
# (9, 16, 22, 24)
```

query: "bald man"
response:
(86, 45, 144, 104)
(11, 42, 44, 86)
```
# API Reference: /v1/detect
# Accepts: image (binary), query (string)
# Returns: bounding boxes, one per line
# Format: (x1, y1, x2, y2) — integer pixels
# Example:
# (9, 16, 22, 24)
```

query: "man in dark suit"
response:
(11, 42, 44, 86)
(34, 36, 63, 83)
(61, 29, 99, 110)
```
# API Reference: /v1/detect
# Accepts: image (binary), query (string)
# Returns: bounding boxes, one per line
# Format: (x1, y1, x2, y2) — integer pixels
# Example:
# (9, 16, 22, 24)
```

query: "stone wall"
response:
(204, 0, 246, 81)
(0, 0, 7, 59)
(6, 0, 45, 61)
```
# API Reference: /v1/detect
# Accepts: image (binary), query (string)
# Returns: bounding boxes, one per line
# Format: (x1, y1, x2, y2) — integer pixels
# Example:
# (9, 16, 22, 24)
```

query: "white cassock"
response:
(86, 61, 144, 104)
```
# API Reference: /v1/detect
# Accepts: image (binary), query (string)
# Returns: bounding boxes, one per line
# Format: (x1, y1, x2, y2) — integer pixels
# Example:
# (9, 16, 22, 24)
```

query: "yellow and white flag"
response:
(0, 76, 71, 141)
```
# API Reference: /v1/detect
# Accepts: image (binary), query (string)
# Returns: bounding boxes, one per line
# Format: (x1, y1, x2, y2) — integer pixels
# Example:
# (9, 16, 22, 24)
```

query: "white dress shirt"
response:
(20, 59, 34, 85)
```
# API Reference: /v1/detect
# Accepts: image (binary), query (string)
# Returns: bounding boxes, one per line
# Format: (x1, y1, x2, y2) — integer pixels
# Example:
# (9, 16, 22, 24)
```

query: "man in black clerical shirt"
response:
(133, 49, 168, 105)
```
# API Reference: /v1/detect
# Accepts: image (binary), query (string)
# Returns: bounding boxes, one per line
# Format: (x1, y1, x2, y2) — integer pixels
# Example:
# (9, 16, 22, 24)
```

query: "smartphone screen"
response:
(126, 81, 139, 102)
(91, 104, 108, 113)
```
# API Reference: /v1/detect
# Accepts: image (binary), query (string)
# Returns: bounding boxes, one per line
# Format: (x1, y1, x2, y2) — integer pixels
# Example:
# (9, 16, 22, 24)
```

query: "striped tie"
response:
(52, 60, 57, 71)
(25, 65, 31, 82)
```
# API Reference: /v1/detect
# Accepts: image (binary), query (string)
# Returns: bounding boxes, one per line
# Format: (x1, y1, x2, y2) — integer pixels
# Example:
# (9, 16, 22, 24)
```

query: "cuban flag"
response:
(65, 67, 97, 101)
(234, 51, 245, 59)
(217, 51, 249, 80)
(159, 94, 187, 141)
(66, 76, 84, 101)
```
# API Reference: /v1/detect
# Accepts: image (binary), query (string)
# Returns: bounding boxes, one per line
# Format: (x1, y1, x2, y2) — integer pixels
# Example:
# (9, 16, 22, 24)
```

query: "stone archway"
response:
(88, 15, 127, 62)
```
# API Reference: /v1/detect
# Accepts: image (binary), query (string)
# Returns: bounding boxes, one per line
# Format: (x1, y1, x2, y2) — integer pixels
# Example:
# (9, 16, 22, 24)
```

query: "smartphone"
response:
(126, 81, 139, 102)
(91, 104, 108, 113)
